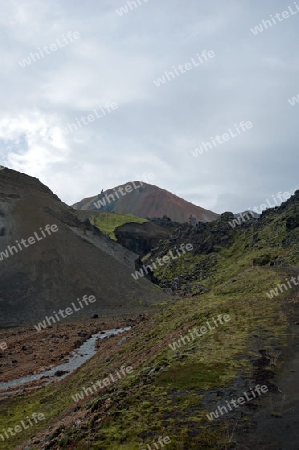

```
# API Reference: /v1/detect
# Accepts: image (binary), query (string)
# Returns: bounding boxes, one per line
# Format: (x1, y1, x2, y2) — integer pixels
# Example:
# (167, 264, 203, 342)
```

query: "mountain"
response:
(72, 181, 218, 223)
(0, 169, 166, 326)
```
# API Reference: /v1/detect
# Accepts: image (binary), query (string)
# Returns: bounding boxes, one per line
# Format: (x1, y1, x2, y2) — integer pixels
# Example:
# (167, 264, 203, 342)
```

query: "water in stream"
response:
(0, 327, 131, 391)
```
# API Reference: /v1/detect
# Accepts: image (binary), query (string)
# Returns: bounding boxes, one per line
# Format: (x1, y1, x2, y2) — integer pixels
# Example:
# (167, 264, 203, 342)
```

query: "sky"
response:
(0, 0, 298, 214)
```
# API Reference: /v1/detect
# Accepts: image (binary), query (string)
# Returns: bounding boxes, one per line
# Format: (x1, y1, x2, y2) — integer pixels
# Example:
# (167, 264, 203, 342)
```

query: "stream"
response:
(0, 327, 130, 391)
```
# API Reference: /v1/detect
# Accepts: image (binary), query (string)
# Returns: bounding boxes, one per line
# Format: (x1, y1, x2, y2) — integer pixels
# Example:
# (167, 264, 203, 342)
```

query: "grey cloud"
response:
(0, 0, 297, 213)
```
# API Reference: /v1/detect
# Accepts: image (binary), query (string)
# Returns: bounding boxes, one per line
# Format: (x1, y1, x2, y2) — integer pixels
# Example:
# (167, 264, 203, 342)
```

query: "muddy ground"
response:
(231, 293, 299, 450)
(0, 314, 145, 399)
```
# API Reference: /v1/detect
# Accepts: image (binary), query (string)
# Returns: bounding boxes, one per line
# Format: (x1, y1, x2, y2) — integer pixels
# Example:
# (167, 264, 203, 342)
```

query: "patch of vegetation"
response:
(156, 362, 226, 390)
(90, 212, 147, 240)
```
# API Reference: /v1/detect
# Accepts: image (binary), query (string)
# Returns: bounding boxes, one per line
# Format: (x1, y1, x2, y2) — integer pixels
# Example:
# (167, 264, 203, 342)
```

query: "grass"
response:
(156, 362, 227, 389)
(89, 212, 147, 240)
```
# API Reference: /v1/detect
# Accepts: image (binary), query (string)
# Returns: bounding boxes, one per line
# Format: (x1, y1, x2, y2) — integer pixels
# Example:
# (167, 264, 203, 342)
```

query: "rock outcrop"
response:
(114, 221, 170, 257)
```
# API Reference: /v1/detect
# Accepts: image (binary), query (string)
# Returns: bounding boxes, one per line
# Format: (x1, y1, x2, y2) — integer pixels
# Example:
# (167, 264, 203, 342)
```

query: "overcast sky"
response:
(0, 0, 298, 213)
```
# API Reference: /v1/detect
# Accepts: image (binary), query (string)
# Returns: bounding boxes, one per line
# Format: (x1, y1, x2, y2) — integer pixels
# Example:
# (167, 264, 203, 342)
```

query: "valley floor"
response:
(0, 315, 142, 399)
(0, 267, 298, 450)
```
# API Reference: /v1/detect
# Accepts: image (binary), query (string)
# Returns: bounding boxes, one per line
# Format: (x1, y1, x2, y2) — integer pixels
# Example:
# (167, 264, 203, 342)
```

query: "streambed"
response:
(0, 327, 130, 391)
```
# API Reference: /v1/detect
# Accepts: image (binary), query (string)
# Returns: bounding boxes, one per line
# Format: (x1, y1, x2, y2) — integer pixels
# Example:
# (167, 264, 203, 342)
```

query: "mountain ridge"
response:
(72, 181, 218, 223)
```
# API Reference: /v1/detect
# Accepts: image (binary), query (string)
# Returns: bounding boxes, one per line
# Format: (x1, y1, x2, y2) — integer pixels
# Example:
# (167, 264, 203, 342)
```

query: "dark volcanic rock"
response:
(114, 221, 170, 257)
(142, 190, 299, 292)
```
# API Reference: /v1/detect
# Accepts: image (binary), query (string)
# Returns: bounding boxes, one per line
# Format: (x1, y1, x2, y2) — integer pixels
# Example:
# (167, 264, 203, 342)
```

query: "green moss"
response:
(89, 212, 147, 240)
(156, 362, 226, 390)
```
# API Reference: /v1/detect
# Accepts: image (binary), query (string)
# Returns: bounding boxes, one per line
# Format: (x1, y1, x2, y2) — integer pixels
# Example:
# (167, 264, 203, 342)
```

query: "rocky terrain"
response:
(114, 221, 170, 257)
(142, 191, 299, 295)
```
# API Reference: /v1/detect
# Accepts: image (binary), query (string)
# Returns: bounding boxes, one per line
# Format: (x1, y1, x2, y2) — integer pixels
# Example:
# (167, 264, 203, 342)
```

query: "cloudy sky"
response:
(0, 0, 298, 213)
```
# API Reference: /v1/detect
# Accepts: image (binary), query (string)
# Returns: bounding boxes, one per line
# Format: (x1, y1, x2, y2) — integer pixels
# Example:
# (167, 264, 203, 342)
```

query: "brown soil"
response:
(15, 312, 162, 449)
(0, 314, 144, 391)
(73, 181, 218, 223)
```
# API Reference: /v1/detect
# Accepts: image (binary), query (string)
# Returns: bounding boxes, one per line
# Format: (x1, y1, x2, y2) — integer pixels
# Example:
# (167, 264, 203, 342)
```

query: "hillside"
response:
(76, 211, 176, 257)
(0, 169, 167, 326)
(3, 189, 299, 449)
(141, 190, 299, 295)
(114, 221, 171, 257)
(76, 211, 148, 241)
(73, 182, 218, 223)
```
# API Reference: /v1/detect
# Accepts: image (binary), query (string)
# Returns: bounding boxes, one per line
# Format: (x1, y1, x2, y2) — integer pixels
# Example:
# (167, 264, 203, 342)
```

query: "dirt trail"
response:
(235, 290, 299, 449)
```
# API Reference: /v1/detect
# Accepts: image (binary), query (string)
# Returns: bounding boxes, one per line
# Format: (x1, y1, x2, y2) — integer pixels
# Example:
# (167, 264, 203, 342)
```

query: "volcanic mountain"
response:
(0, 169, 166, 326)
(73, 182, 218, 223)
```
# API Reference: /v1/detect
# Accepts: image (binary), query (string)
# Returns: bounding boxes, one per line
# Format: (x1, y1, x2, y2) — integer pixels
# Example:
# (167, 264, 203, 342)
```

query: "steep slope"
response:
(0, 169, 167, 326)
(142, 190, 299, 294)
(76, 212, 176, 256)
(73, 182, 218, 223)
(114, 221, 170, 257)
